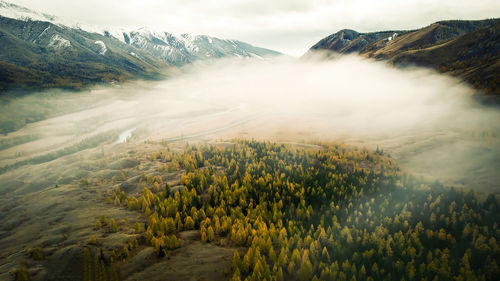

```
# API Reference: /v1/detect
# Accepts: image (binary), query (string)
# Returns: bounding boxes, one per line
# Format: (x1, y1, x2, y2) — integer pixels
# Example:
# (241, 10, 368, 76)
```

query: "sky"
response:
(8, 0, 500, 56)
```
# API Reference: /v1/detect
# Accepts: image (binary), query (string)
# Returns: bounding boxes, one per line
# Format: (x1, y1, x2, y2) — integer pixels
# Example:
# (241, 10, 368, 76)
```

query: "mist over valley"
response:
(1, 1, 499, 281)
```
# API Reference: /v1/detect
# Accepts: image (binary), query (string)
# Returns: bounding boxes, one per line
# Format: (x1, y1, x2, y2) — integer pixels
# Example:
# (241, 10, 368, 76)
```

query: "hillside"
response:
(2, 140, 499, 281)
(0, 16, 167, 92)
(308, 19, 500, 95)
(0, 1, 280, 92)
(310, 29, 408, 54)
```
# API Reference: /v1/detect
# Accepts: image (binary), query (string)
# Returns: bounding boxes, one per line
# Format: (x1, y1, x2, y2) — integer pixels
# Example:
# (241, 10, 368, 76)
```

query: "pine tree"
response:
(299, 257, 313, 281)
(134, 222, 142, 234)
(269, 247, 277, 263)
(166, 218, 175, 234)
(243, 247, 254, 274)
(230, 268, 242, 281)
(207, 226, 215, 241)
(176, 218, 183, 231)
(359, 265, 367, 281)
(201, 230, 208, 243)
(321, 246, 330, 262)
(109, 218, 118, 233)
(232, 250, 241, 271)
(276, 266, 284, 281)
(214, 216, 221, 235)
(175, 212, 183, 231)
(185, 216, 195, 229)
(252, 259, 265, 281)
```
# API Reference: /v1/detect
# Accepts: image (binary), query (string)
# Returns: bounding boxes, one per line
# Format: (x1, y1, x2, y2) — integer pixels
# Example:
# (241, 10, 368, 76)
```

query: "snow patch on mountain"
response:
(32, 25, 51, 43)
(94, 41, 107, 55)
(387, 33, 398, 42)
(48, 34, 71, 50)
(102, 28, 128, 43)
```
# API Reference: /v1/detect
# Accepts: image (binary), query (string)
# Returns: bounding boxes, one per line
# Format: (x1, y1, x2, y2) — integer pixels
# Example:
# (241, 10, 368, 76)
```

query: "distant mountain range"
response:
(107, 28, 280, 66)
(0, 1, 280, 92)
(308, 19, 500, 95)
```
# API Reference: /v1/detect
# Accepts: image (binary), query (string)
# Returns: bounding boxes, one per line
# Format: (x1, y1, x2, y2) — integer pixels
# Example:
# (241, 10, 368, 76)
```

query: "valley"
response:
(0, 1, 499, 281)
(1, 58, 500, 279)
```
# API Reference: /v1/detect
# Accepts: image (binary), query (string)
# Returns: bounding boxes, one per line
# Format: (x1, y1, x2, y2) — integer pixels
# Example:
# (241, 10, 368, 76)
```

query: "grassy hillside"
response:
(308, 19, 500, 95)
(388, 21, 500, 95)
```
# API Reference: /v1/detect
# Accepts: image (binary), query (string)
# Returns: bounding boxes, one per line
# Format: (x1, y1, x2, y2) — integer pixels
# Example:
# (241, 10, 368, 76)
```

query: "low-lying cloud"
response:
(1, 55, 499, 192)
(119, 55, 500, 192)
(146, 55, 482, 136)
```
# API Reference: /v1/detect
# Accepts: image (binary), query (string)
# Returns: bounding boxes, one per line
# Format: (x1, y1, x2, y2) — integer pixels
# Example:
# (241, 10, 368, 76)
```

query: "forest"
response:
(98, 140, 500, 281)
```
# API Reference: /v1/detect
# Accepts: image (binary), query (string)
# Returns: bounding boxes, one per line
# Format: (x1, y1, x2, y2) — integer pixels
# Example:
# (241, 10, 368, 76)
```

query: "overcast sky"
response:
(9, 0, 500, 56)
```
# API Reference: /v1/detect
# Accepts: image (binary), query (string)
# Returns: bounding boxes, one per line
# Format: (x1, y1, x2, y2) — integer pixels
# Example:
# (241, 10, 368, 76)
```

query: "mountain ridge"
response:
(0, 1, 280, 92)
(307, 19, 500, 95)
(104, 27, 281, 66)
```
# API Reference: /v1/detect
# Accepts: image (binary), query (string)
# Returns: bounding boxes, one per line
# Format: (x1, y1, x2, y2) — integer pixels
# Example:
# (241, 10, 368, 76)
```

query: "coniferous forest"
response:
(102, 141, 500, 281)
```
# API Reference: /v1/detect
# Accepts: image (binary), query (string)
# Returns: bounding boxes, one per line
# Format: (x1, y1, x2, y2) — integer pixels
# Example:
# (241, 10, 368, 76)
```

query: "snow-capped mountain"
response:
(101, 28, 280, 65)
(97, 28, 279, 65)
(0, 13, 165, 91)
(0, 1, 163, 91)
(0, 1, 280, 66)
(0, 0, 280, 91)
(0, 0, 60, 23)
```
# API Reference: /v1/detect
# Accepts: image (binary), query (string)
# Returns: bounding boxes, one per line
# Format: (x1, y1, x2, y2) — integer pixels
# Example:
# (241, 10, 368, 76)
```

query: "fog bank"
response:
(1, 55, 499, 192)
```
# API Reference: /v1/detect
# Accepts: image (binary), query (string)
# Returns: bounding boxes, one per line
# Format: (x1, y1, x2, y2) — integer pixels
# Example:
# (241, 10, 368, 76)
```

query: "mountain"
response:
(103, 28, 281, 66)
(307, 19, 500, 95)
(310, 29, 408, 54)
(0, 1, 280, 92)
(0, 0, 61, 24)
(0, 15, 166, 92)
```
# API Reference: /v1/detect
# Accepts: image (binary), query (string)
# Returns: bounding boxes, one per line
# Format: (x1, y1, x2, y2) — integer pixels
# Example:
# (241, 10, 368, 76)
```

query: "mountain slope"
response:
(105, 28, 281, 66)
(310, 29, 407, 54)
(389, 21, 500, 94)
(0, 16, 166, 92)
(0, 1, 281, 92)
(308, 19, 500, 95)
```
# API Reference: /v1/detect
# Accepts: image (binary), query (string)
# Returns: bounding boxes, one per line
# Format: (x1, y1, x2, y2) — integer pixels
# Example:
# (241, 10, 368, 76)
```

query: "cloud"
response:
(135, 56, 499, 193)
(4, 55, 499, 191)
(159, 55, 475, 134)
(7, 0, 500, 55)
